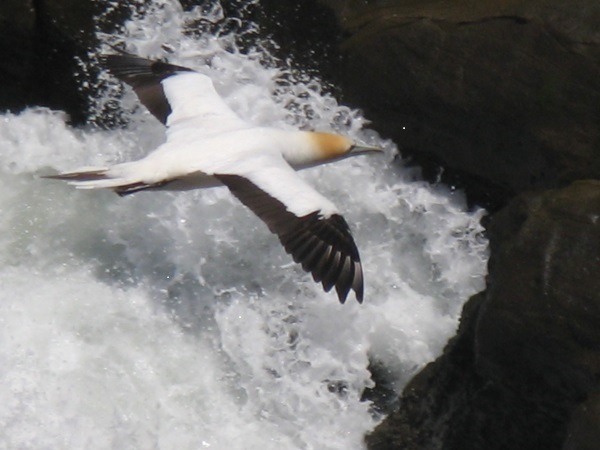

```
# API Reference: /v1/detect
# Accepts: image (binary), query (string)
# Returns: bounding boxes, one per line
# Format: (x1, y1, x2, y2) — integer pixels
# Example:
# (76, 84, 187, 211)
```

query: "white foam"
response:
(0, 1, 488, 448)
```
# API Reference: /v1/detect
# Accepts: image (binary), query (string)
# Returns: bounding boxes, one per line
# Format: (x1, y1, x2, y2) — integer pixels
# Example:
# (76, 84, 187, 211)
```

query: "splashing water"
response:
(0, 1, 488, 449)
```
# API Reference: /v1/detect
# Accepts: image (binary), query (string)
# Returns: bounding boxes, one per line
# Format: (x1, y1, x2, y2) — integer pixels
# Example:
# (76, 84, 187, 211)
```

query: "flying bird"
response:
(46, 53, 382, 303)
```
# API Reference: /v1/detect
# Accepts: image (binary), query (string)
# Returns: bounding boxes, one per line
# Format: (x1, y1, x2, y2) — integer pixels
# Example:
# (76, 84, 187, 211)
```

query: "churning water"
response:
(0, 1, 488, 448)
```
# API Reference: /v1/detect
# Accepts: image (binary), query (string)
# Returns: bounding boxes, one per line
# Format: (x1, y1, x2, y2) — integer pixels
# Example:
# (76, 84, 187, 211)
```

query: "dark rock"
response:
(564, 388, 600, 450)
(0, 0, 99, 124)
(31, 0, 97, 124)
(366, 180, 600, 449)
(477, 180, 600, 405)
(315, 0, 600, 210)
(0, 1, 36, 112)
(361, 358, 402, 417)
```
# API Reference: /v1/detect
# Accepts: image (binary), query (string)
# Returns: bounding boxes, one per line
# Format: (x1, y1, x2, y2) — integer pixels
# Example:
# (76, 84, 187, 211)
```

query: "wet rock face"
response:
(0, 1, 35, 113)
(366, 181, 600, 449)
(478, 181, 600, 405)
(0, 0, 97, 124)
(317, 0, 600, 210)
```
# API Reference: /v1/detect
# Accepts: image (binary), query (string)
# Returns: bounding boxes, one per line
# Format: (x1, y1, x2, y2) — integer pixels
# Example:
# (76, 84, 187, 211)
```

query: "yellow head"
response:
(280, 131, 383, 168)
(309, 131, 384, 162)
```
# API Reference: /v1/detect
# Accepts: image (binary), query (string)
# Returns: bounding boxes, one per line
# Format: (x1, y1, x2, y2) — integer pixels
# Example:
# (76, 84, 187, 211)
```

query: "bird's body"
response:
(46, 53, 382, 303)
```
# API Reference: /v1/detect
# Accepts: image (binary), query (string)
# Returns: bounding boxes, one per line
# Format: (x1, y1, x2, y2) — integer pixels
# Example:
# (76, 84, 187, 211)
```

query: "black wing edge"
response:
(216, 174, 364, 304)
(99, 53, 194, 124)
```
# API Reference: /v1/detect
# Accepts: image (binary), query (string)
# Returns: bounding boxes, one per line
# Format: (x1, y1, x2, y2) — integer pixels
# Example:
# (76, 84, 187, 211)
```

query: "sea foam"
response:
(0, 1, 488, 448)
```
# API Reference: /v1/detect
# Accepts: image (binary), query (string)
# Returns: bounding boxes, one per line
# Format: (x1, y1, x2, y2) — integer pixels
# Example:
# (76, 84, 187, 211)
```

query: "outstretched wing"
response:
(100, 54, 247, 133)
(215, 155, 364, 303)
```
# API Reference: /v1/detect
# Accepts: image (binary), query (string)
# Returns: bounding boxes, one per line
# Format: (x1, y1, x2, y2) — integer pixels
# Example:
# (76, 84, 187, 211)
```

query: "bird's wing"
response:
(100, 54, 247, 134)
(215, 154, 364, 303)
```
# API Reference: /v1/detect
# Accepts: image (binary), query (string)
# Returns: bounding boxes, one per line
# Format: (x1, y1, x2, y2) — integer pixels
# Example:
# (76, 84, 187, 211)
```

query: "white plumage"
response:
(46, 53, 383, 303)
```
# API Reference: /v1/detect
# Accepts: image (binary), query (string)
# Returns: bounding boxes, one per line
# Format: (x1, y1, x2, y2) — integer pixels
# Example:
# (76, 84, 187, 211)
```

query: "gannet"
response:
(46, 54, 383, 303)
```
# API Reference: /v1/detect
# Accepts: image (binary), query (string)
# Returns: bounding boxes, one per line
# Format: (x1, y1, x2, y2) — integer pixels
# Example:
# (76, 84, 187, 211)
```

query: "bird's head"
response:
(309, 132, 384, 162)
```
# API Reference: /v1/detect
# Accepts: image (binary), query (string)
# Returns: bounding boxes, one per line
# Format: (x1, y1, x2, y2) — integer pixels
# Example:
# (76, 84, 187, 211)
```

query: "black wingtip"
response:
(41, 170, 108, 182)
(98, 53, 194, 125)
(333, 258, 364, 304)
(334, 285, 363, 304)
(99, 53, 193, 79)
(353, 262, 364, 304)
(216, 175, 366, 305)
(354, 286, 364, 304)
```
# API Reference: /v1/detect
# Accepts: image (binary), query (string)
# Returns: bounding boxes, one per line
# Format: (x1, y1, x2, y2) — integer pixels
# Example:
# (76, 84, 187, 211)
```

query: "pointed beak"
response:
(349, 144, 385, 155)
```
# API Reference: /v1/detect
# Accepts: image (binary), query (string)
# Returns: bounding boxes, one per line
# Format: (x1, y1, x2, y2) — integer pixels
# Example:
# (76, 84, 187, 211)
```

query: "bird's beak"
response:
(349, 144, 385, 155)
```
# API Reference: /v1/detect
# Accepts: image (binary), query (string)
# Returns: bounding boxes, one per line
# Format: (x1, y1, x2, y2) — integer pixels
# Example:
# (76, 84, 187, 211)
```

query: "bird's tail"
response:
(43, 163, 164, 196)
